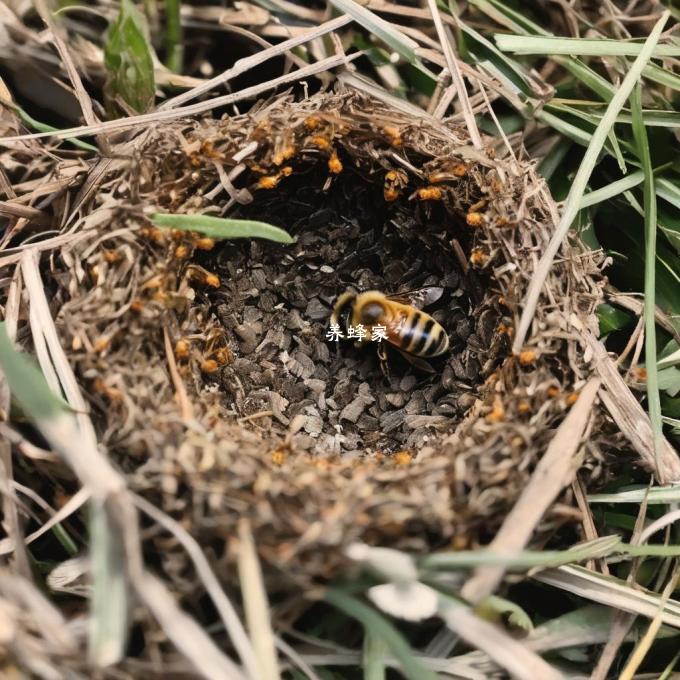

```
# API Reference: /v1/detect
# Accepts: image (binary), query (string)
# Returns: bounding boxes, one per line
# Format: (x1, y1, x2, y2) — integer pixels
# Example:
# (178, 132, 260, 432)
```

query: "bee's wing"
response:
(386, 286, 444, 310)
(391, 346, 436, 373)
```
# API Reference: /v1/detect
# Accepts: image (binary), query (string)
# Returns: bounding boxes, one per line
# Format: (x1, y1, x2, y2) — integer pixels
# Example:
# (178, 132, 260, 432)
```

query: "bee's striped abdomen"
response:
(410, 318, 435, 354)
(396, 310, 449, 357)
(424, 324, 449, 356)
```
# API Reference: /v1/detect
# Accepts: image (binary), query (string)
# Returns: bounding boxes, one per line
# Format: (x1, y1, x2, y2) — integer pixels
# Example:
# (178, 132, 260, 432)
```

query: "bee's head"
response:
(331, 291, 357, 337)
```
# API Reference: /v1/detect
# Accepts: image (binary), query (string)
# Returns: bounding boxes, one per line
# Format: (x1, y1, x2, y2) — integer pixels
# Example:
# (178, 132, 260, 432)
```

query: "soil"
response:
(199, 158, 509, 456)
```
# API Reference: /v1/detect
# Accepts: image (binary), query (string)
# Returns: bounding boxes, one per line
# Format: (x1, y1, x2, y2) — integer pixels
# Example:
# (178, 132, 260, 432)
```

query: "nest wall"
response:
(48, 91, 611, 586)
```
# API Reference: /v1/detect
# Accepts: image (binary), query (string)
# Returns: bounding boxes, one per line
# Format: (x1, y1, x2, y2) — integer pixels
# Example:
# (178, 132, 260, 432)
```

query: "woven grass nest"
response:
(18, 89, 680, 596)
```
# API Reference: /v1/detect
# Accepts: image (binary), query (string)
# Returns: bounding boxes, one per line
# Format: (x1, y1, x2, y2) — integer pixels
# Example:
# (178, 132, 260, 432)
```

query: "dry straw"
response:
(0, 4, 678, 678)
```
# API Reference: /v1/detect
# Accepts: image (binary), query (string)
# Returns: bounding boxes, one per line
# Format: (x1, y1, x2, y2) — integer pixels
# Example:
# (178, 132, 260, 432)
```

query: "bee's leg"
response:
(377, 343, 390, 379)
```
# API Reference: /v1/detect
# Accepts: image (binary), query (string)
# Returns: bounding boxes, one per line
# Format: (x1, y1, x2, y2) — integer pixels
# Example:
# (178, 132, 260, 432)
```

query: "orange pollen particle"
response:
(517, 400, 531, 414)
(310, 135, 330, 150)
(383, 126, 402, 147)
(518, 350, 537, 366)
(213, 347, 233, 365)
(271, 449, 287, 466)
(417, 186, 443, 201)
(304, 116, 321, 130)
(204, 273, 221, 288)
(174, 244, 190, 259)
(201, 359, 219, 374)
(94, 337, 110, 353)
(174, 339, 190, 359)
(466, 212, 485, 227)
(103, 249, 120, 264)
(328, 152, 343, 174)
(257, 175, 280, 190)
(195, 237, 215, 251)
(393, 451, 413, 465)
(486, 397, 505, 423)
(469, 248, 488, 265)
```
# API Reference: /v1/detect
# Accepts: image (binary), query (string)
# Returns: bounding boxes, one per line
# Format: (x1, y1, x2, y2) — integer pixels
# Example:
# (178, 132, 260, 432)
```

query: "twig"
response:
(238, 519, 281, 680)
(21, 251, 98, 449)
(160, 15, 352, 110)
(572, 474, 608, 575)
(607, 288, 680, 345)
(0, 266, 30, 579)
(132, 493, 259, 679)
(0, 53, 360, 143)
(0, 570, 78, 654)
(619, 565, 680, 679)
(163, 326, 194, 421)
(135, 571, 248, 680)
(0, 200, 49, 223)
(0, 487, 88, 557)
(33, 0, 109, 153)
(586, 332, 680, 483)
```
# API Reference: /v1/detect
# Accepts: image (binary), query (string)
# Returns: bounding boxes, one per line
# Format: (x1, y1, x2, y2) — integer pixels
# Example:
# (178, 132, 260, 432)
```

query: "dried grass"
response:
(0, 3, 678, 674)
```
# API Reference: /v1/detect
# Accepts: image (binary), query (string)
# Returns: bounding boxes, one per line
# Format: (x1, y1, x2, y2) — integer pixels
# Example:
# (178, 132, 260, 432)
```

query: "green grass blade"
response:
(0, 323, 67, 420)
(535, 109, 593, 146)
(12, 106, 98, 152)
(622, 544, 680, 558)
(556, 56, 616, 101)
(513, 10, 670, 353)
(476, 595, 533, 634)
(580, 172, 644, 208)
(363, 631, 388, 680)
(164, 0, 183, 73)
(472, 0, 615, 101)
(89, 502, 129, 666)
(323, 590, 437, 680)
(631, 82, 664, 480)
(454, 17, 536, 99)
(534, 565, 680, 628)
(657, 178, 680, 210)
(104, 0, 155, 114)
(495, 34, 680, 58)
(659, 348, 680, 370)
(589, 486, 680, 504)
(151, 214, 294, 243)
(659, 651, 680, 680)
(470, 0, 542, 34)
(422, 536, 622, 570)
(643, 63, 680, 91)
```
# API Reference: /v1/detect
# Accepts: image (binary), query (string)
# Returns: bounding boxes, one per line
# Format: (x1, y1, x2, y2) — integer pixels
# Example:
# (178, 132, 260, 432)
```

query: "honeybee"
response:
(329, 287, 449, 373)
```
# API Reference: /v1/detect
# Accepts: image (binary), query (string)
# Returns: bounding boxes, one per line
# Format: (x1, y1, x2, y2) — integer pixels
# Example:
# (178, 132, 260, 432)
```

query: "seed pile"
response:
(200, 164, 508, 455)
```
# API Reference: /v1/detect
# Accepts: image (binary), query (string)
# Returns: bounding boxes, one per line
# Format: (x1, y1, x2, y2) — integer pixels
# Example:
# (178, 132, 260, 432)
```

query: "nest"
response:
(8, 90, 665, 594)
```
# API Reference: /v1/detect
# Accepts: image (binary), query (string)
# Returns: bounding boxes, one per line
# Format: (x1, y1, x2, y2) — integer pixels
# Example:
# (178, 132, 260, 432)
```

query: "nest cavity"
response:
(49, 91, 608, 583)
